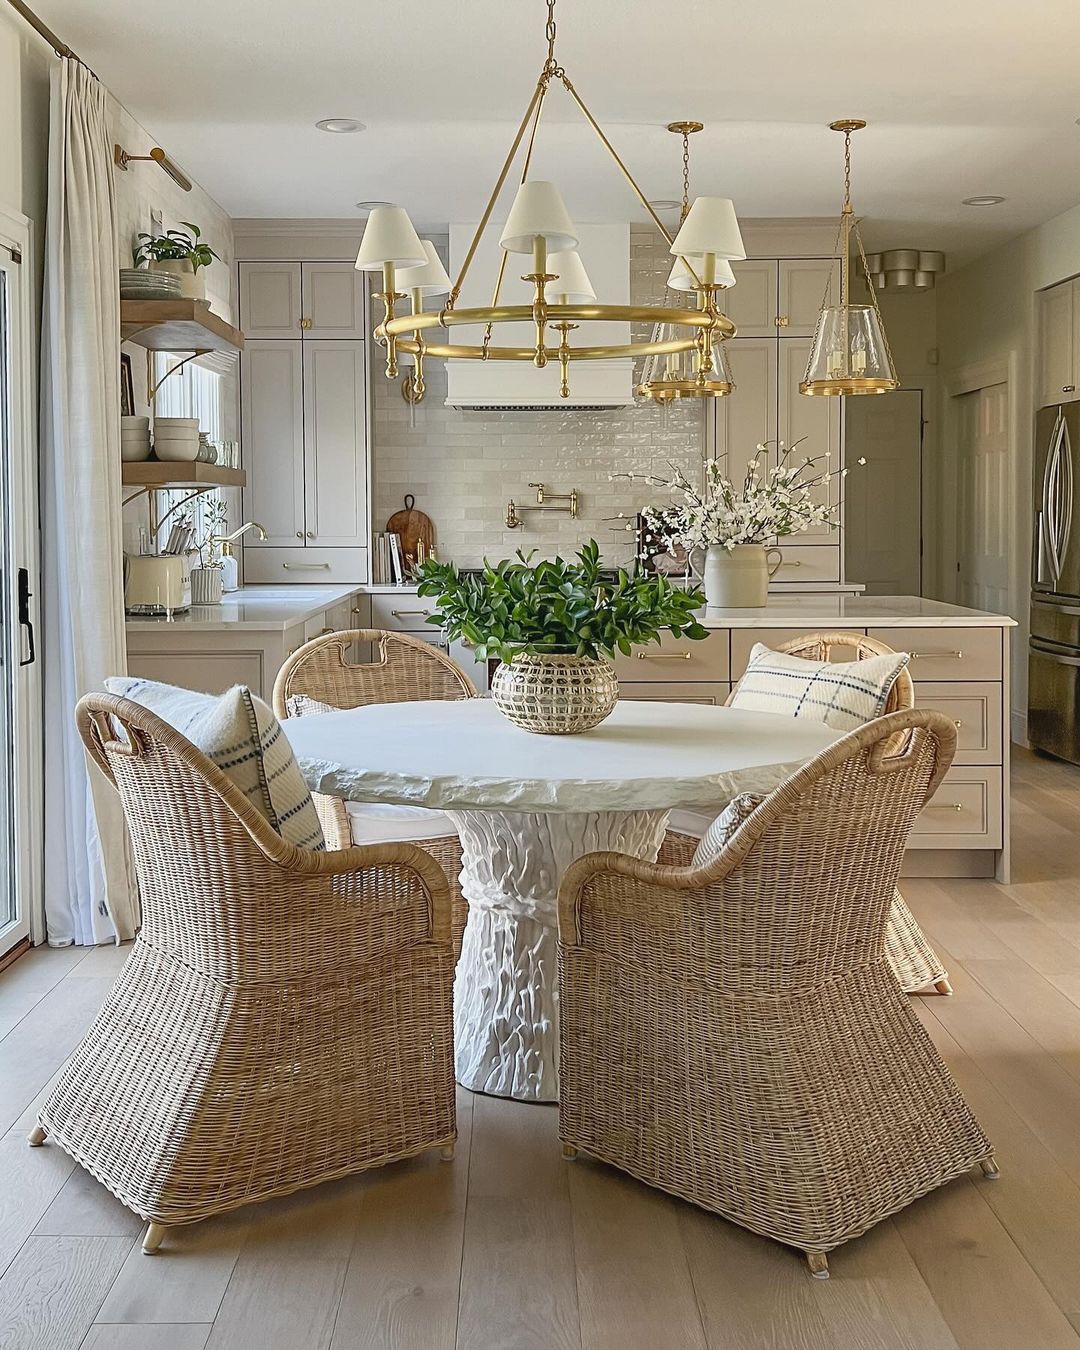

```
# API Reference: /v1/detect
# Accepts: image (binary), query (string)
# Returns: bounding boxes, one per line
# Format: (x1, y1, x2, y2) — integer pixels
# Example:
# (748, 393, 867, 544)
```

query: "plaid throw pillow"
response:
(691, 793, 764, 869)
(106, 677, 325, 851)
(730, 642, 909, 732)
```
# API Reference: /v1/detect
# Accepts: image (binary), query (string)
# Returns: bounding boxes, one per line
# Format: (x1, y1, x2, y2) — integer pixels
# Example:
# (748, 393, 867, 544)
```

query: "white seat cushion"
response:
(106, 677, 325, 851)
(729, 642, 909, 732)
(344, 801, 456, 844)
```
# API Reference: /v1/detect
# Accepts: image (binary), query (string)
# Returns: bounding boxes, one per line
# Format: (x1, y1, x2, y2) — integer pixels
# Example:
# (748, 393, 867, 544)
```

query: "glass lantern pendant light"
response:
(638, 122, 736, 404)
(801, 119, 898, 397)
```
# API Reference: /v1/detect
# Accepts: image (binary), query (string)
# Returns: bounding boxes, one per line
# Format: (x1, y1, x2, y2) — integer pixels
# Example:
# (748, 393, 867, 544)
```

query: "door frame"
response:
(0, 203, 44, 953)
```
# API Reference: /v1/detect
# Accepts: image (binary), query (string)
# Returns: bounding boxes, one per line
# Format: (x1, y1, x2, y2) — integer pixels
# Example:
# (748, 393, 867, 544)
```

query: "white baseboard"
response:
(1011, 708, 1029, 747)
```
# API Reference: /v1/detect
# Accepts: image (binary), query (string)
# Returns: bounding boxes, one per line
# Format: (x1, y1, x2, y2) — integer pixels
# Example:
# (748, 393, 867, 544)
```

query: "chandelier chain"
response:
(843, 130, 853, 214)
(681, 132, 691, 223)
(543, 0, 563, 77)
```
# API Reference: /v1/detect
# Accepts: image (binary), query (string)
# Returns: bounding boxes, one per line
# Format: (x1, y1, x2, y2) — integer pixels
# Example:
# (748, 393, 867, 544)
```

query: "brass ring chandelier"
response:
(355, 0, 744, 403)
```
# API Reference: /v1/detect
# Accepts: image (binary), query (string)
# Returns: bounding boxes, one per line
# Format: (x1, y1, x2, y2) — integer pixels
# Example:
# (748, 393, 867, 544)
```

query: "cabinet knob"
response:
(296, 531, 303, 538)
(775, 315, 790, 327)
(306, 531, 316, 540)
(300, 318, 312, 330)
(1064, 385, 1076, 393)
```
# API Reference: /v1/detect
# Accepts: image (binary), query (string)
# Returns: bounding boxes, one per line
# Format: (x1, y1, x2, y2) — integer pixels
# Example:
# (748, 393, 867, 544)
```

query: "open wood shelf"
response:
(121, 462, 246, 490)
(120, 299, 244, 353)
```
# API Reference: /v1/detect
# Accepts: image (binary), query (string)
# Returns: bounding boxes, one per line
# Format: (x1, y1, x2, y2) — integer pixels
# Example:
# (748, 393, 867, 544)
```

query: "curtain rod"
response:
(5, 0, 89, 67)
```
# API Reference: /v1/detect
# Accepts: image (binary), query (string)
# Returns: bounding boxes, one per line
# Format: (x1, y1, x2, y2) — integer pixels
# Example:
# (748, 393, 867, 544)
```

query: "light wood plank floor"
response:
(2, 747, 1079, 1349)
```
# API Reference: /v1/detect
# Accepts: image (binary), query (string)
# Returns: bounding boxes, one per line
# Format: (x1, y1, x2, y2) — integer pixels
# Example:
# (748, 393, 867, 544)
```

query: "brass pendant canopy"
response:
(358, 0, 738, 402)
(801, 120, 898, 397)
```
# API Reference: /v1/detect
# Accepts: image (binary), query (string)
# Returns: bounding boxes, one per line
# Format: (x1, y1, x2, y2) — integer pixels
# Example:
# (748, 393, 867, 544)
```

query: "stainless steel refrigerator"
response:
(1030, 402, 1080, 762)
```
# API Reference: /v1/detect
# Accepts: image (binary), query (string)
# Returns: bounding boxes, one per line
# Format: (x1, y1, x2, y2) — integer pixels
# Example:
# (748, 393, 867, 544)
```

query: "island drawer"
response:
(369, 592, 440, 633)
(911, 766, 1002, 848)
(912, 682, 1003, 765)
(616, 681, 732, 705)
(615, 631, 730, 682)
(243, 547, 368, 585)
(769, 546, 840, 586)
(868, 626, 1001, 681)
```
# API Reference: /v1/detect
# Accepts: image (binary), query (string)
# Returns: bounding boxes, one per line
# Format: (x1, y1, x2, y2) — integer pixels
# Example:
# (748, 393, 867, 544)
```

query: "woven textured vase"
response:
(491, 652, 618, 734)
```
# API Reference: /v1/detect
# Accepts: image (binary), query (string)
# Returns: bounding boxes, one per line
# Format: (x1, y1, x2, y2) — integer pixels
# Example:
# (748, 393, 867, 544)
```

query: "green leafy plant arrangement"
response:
(415, 539, 709, 662)
(133, 222, 220, 273)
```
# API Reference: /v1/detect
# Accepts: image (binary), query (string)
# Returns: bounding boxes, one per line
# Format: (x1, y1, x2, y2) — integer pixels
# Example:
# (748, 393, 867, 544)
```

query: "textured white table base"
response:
(446, 808, 670, 1102)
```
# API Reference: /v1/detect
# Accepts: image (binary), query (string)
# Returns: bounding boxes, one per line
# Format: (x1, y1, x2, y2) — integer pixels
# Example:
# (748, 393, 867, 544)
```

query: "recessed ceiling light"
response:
(648, 199, 682, 212)
(355, 200, 392, 212)
(316, 118, 363, 134)
(962, 195, 1006, 206)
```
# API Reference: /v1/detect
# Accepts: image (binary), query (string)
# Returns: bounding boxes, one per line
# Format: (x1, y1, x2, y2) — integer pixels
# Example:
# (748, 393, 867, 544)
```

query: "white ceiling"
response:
(38, 0, 1080, 264)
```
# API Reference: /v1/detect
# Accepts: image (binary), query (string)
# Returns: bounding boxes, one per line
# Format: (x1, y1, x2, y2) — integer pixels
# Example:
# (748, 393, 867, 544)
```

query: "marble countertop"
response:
(695, 595, 1016, 628)
(125, 584, 361, 633)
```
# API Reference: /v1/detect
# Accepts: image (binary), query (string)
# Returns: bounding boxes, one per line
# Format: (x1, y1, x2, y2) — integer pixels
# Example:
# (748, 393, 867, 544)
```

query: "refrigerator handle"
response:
(1059, 414, 1074, 566)
(1046, 415, 1065, 581)
(1036, 511, 1049, 584)
(1030, 639, 1080, 668)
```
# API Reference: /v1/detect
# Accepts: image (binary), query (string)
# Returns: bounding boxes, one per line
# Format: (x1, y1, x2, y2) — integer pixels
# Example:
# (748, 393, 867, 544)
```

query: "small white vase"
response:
(704, 544, 783, 608)
(150, 258, 204, 300)
(190, 566, 223, 605)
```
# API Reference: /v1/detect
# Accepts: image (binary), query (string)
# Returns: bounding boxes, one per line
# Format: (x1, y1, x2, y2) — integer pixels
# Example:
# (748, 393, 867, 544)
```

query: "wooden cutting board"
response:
(385, 494, 435, 569)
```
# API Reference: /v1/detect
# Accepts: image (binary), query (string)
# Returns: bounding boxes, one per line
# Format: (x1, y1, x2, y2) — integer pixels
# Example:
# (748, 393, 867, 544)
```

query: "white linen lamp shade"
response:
(669, 197, 746, 261)
(667, 256, 736, 291)
(354, 206, 427, 270)
(396, 240, 452, 294)
(499, 181, 578, 253)
(547, 249, 596, 303)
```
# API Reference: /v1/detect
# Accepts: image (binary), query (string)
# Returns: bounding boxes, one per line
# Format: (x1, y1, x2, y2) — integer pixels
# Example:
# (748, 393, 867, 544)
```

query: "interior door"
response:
(844, 390, 923, 594)
(0, 222, 41, 959)
(777, 336, 842, 543)
(955, 382, 1011, 613)
(302, 341, 368, 547)
(239, 262, 303, 339)
(710, 338, 777, 486)
(302, 262, 367, 339)
(241, 341, 305, 545)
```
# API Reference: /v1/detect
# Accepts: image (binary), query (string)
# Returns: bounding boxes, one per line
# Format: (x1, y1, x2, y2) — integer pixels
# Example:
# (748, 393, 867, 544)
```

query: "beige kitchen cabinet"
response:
(1037, 277, 1080, 407)
(240, 341, 305, 547)
(711, 338, 776, 482)
(777, 336, 842, 544)
(240, 260, 367, 340)
(720, 259, 778, 338)
(302, 341, 368, 547)
(722, 258, 838, 339)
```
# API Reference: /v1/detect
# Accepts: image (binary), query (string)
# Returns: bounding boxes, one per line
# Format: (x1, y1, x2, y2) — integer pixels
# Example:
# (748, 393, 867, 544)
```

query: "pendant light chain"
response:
(681, 130, 691, 224)
(544, 0, 563, 77)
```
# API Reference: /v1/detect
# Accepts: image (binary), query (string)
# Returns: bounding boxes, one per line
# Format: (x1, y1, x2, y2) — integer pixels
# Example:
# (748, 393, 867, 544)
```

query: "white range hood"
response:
(445, 221, 634, 410)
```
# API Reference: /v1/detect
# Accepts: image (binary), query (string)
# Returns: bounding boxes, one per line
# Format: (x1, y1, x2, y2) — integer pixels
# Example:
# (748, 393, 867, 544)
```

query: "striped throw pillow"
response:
(106, 677, 325, 851)
(729, 642, 909, 732)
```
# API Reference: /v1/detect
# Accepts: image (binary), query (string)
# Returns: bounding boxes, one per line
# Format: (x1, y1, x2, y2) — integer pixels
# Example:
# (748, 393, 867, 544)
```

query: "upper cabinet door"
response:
(778, 259, 839, 337)
(241, 341, 306, 545)
(711, 338, 778, 486)
(302, 341, 369, 547)
(302, 262, 368, 339)
(778, 337, 842, 544)
(719, 259, 778, 340)
(1039, 280, 1076, 408)
(239, 262, 303, 339)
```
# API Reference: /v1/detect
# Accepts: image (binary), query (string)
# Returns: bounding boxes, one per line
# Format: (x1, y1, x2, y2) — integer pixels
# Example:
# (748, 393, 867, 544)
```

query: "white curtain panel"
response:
(41, 59, 137, 944)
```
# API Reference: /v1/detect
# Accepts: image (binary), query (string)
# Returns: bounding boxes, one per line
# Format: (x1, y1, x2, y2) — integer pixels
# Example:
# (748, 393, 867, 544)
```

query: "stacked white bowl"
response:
(153, 416, 201, 462)
(120, 415, 151, 462)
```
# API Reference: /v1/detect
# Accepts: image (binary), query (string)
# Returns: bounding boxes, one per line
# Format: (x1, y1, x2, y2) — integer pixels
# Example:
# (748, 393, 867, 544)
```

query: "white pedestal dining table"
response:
(283, 698, 841, 1103)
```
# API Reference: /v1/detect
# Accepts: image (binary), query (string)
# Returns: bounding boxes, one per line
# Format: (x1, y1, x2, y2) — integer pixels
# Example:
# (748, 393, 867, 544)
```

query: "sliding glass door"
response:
(0, 211, 42, 961)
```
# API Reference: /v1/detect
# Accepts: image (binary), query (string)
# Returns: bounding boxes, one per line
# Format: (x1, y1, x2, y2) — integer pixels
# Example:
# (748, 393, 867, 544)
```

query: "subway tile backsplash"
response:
(372, 226, 705, 568)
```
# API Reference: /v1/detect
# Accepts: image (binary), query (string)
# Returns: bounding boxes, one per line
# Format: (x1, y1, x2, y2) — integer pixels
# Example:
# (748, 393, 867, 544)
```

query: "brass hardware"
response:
(775, 316, 790, 327)
(636, 651, 692, 661)
(147, 349, 207, 403)
(505, 483, 579, 528)
(954, 720, 963, 728)
(300, 318, 313, 330)
(351, 605, 363, 615)
(910, 650, 963, 659)
(506, 500, 521, 529)
(926, 802, 964, 812)
(777, 559, 802, 568)
(321, 627, 334, 635)
(114, 143, 192, 191)
(1064, 385, 1076, 393)
(390, 608, 431, 618)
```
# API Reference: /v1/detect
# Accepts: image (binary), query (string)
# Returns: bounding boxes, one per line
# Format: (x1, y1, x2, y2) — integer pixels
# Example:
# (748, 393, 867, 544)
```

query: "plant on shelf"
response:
(132, 223, 220, 300)
(621, 441, 846, 608)
(415, 539, 708, 734)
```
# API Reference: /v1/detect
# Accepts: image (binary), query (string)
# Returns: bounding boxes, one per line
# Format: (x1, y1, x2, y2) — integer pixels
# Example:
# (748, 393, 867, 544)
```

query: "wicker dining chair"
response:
(660, 630, 950, 996)
(27, 693, 456, 1256)
(274, 630, 476, 958)
(559, 708, 997, 1280)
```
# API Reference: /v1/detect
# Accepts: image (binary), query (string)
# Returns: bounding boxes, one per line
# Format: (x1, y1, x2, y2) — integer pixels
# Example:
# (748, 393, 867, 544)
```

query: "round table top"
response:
(283, 698, 842, 814)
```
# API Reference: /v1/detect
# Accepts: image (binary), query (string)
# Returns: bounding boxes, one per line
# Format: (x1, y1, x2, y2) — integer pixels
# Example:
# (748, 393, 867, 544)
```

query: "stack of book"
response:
(372, 531, 408, 584)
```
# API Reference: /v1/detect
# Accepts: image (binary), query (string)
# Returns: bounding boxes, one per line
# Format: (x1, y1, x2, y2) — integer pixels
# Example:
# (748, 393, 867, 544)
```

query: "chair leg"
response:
(439, 1143, 456, 1161)
(934, 978, 954, 995)
(562, 1143, 579, 1161)
(979, 1155, 1000, 1180)
(805, 1251, 830, 1280)
(27, 1125, 46, 1147)
(142, 1223, 167, 1255)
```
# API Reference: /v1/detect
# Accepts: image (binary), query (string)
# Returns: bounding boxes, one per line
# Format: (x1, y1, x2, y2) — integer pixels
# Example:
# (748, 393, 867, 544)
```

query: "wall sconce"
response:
(114, 144, 192, 193)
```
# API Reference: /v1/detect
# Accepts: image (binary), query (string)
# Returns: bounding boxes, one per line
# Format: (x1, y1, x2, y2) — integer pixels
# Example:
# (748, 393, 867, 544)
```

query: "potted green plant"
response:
(133, 223, 220, 300)
(415, 540, 708, 733)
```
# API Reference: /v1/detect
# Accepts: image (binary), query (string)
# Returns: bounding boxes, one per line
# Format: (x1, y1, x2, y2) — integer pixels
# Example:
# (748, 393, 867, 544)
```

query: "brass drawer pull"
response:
(926, 802, 964, 812)
(637, 651, 692, 660)
(910, 650, 963, 659)
(390, 608, 432, 617)
(282, 562, 331, 571)
(777, 559, 802, 568)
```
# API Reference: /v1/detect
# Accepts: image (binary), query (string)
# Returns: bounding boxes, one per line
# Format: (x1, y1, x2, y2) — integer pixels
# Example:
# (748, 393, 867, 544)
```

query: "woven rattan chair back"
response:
(272, 630, 475, 954)
(558, 708, 994, 1275)
(30, 693, 457, 1253)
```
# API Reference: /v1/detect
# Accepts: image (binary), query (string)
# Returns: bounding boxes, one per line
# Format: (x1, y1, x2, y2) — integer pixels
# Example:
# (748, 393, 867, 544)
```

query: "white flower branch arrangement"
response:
(615, 439, 846, 558)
